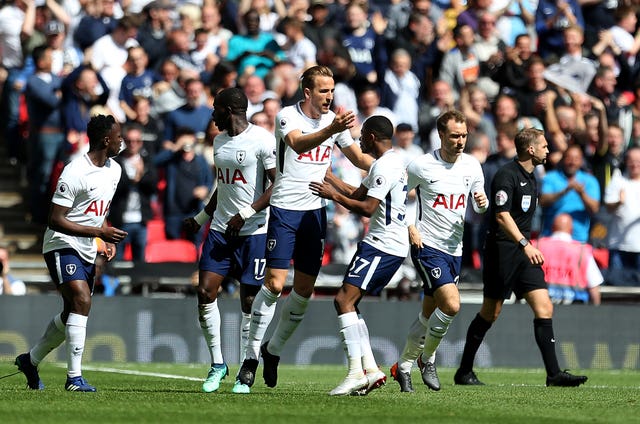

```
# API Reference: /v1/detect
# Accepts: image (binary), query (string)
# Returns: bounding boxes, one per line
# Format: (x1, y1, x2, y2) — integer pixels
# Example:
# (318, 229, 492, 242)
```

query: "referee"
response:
(454, 128, 588, 387)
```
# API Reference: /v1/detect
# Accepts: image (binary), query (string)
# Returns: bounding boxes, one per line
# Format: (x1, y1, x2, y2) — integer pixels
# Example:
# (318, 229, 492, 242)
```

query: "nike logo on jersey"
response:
(429, 179, 439, 183)
(347, 273, 361, 278)
(520, 182, 527, 186)
(89, 187, 97, 191)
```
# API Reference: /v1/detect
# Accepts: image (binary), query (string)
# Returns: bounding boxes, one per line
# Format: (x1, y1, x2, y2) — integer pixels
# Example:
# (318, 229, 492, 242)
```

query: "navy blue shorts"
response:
(43, 248, 96, 292)
(411, 245, 461, 296)
(199, 230, 267, 286)
(343, 242, 405, 295)
(266, 206, 326, 276)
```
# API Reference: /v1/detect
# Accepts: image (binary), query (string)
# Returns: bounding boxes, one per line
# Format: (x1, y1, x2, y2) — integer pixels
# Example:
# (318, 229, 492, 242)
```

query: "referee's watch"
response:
(518, 238, 529, 249)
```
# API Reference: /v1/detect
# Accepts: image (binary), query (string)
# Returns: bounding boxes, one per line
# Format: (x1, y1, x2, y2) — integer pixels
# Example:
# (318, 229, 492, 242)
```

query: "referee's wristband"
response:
(238, 205, 257, 220)
(194, 209, 211, 226)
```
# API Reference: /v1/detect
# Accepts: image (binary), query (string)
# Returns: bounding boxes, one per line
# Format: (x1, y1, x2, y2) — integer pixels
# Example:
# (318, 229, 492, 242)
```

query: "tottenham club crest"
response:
(463, 176, 471, 190)
(66, 264, 77, 275)
(431, 267, 441, 279)
(236, 150, 246, 164)
(267, 239, 277, 252)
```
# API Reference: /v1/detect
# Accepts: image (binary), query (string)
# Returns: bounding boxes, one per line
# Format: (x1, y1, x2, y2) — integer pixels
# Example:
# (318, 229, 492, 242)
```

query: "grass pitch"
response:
(1, 362, 638, 424)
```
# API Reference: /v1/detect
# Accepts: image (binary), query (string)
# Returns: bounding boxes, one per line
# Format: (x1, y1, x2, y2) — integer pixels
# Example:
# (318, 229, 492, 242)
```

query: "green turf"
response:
(1, 362, 638, 424)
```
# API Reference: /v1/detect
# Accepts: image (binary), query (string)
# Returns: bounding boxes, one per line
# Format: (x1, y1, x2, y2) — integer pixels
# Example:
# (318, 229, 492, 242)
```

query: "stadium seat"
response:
(146, 219, 166, 243)
(145, 240, 198, 263)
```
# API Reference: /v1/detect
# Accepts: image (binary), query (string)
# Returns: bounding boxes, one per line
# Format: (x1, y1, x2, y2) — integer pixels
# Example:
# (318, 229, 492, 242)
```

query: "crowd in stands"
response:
(2, 0, 640, 298)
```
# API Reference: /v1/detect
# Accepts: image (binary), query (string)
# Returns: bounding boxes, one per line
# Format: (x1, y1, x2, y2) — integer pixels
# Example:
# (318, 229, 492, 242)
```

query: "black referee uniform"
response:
(483, 159, 545, 299)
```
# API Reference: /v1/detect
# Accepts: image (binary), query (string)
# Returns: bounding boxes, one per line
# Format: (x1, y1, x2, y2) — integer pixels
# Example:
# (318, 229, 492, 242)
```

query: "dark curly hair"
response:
(87, 114, 116, 150)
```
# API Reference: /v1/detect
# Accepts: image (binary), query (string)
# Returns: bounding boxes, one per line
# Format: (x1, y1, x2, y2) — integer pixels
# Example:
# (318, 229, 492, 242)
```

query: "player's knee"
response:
(71, 294, 92, 315)
(440, 302, 460, 317)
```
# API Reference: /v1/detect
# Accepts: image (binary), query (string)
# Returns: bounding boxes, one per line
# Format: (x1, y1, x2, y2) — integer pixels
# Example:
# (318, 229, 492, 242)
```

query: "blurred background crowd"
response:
(1, 0, 640, 299)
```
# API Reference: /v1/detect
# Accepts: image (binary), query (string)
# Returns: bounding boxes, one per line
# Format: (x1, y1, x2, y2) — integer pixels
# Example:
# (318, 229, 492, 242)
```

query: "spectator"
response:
(341, 1, 388, 85)
(155, 128, 214, 246)
(534, 0, 584, 60)
(128, 95, 164, 158)
(483, 121, 518, 195)
(591, 124, 626, 202)
(588, 65, 630, 129)
(494, 33, 534, 93)
(266, 61, 303, 106)
(163, 28, 200, 74)
(603, 146, 640, 286)
(136, 0, 174, 71)
(540, 144, 600, 242)
(110, 123, 158, 262)
(61, 64, 110, 160)
(581, 0, 616, 51)
(385, 0, 443, 42)
(511, 56, 555, 125)
(243, 74, 267, 119)
(457, 0, 492, 32)
(491, 0, 536, 47)
(73, 0, 118, 52)
(418, 79, 456, 151)
(459, 84, 497, 151)
(381, 48, 420, 132)
(120, 46, 160, 122)
(226, 8, 285, 81)
(200, 2, 232, 60)
(209, 59, 238, 96)
(161, 77, 213, 151)
(279, 16, 317, 74)
(387, 11, 449, 98)
(238, 0, 286, 35)
(0, 247, 26, 295)
(439, 24, 480, 102)
(608, 6, 640, 70)
(304, 0, 342, 67)
(42, 19, 82, 78)
(0, 0, 36, 165)
(537, 213, 603, 304)
(355, 84, 397, 139)
(191, 28, 219, 80)
(472, 11, 505, 101)
(25, 44, 64, 225)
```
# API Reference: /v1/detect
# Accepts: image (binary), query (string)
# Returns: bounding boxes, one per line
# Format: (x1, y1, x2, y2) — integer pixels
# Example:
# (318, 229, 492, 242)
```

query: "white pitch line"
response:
(55, 364, 203, 382)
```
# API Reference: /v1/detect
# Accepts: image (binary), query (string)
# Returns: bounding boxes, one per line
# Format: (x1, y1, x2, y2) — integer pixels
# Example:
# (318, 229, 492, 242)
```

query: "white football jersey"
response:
(270, 103, 355, 210)
(408, 150, 485, 256)
(362, 149, 410, 257)
(211, 124, 276, 236)
(43, 154, 122, 263)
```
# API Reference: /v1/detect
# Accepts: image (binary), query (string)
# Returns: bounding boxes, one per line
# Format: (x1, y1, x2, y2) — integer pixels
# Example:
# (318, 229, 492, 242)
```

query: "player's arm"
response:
(340, 142, 374, 171)
(310, 181, 379, 217)
(495, 211, 544, 266)
(184, 187, 218, 233)
(323, 168, 359, 196)
(49, 203, 127, 243)
(284, 109, 356, 154)
(225, 167, 277, 237)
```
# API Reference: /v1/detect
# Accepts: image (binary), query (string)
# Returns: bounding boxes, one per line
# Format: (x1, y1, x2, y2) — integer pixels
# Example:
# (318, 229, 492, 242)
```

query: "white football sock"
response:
(339, 312, 364, 378)
(198, 301, 223, 365)
(66, 313, 88, 378)
(239, 312, 251, 364)
(398, 312, 428, 374)
(357, 316, 378, 373)
(267, 289, 309, 356)
(246, 285, 278, 360)
(30, 313, 66, 365)
(421, 308, 454, 364)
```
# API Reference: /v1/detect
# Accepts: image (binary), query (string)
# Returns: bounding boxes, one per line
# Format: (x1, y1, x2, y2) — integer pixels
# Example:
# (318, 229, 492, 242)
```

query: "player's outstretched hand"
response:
(331, 107, 356, 132)
(101, 226, 128, 244)
(309, 181, 336, 199)
(225, 214, 245, 237)
(183, 217, 201, 234)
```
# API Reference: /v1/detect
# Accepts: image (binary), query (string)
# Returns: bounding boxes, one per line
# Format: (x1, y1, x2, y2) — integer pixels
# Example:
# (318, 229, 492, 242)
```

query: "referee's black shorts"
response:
(482, 239, 546, 299)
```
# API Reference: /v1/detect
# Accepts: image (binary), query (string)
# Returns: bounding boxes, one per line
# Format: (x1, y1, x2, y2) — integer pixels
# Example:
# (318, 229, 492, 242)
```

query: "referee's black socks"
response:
(533, 318, 561, 377)
(459, 314, 492, 372)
